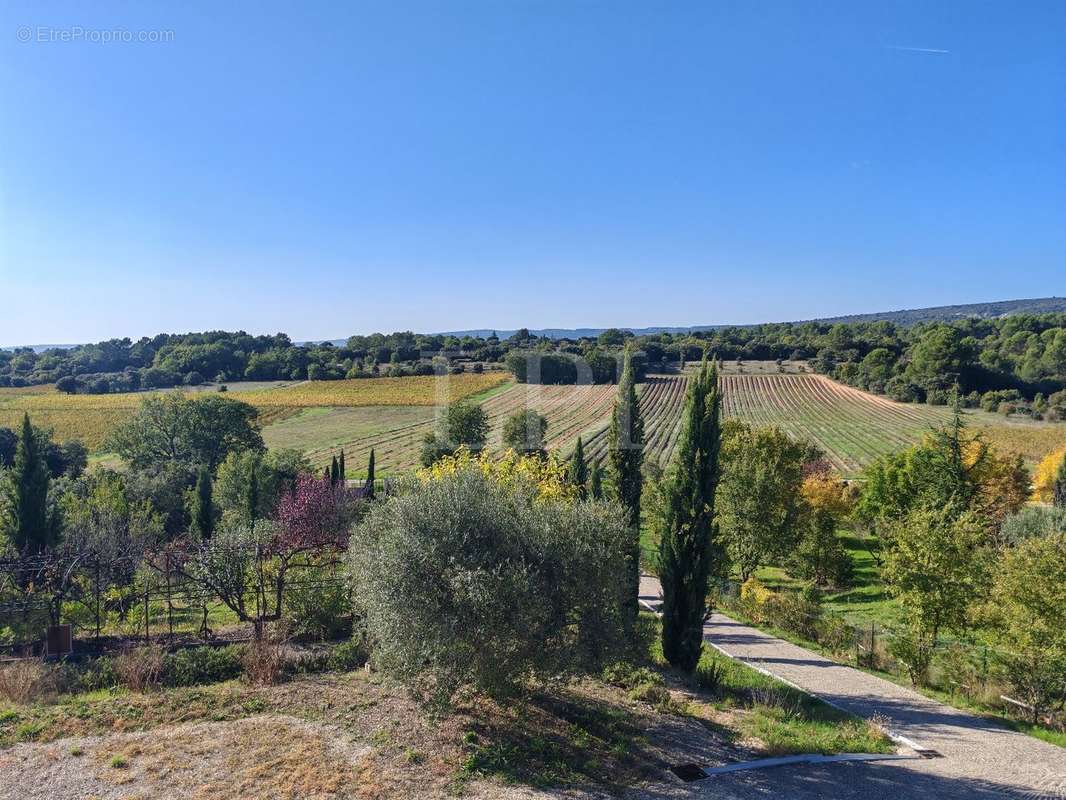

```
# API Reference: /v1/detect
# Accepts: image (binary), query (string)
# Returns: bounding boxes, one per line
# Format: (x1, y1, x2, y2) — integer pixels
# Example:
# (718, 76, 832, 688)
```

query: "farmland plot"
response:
(290, 382, 619, 475)
(719, 373, 950, 475)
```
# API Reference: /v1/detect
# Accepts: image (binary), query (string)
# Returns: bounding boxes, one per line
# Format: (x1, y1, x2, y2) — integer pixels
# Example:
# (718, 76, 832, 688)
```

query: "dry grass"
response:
(241, 632, 286, 686)
(114, 646, 164, 693)
(0, 660, 54, 705)
(91, 716, 363, 799)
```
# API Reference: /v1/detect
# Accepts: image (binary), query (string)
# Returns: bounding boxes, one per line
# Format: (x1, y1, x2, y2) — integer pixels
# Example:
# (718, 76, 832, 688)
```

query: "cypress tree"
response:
(330, 455, 340, 487)
(192, 466, 215, 539)
(366, 449, 376, 500)
(589, 462, 603, 500)
(609, 347, 644, 623)
(338, 450, 346, 483)
(323, 466, 330, 481)
(658, 359, 723, 672)
(2, 414, 54, 554)
(570, 437, 588, 499)
(1054, 455, 1066, 508)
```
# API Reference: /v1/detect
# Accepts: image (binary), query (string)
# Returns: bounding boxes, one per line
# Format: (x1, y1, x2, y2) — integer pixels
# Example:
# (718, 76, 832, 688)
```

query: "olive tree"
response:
(350, 470, 630, 705)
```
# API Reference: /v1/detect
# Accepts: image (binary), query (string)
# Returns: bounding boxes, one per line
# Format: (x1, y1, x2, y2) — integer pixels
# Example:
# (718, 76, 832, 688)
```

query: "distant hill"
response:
(6, 297, 1065, 350)
(440, 297, 1066, 340)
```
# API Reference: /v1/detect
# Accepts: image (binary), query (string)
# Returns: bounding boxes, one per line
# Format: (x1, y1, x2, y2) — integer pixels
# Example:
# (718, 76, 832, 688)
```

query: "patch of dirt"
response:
(0, 671, 755, 799)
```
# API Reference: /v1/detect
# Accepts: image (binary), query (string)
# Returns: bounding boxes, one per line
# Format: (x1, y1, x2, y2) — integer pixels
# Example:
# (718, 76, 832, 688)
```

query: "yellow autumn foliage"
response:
(801, 472, 855, 517)
(1033, 444, 1066, 502)
(417, 446, 576, 502)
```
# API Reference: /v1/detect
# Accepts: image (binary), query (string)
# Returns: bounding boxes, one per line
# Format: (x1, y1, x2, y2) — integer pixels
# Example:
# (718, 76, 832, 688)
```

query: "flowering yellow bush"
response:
(738, 576, 773, 623)
(1033, 444, 1066, 502)
(800, 472, 855, 517)
(417, 447, 576, 502)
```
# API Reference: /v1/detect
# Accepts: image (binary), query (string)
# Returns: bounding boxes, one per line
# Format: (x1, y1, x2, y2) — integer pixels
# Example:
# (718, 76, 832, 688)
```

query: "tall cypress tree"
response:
(609, 347, 644, 623)
(589, 462, 603, 500)
(330, 455, 340, 487)
(366, 449, 376, 500)
(2, 414, 53, 554)
(569, 437, 588, 500)
(338, 450, 346, 484)
(658, 359, 723, 672)
(192, 466, 215, 540)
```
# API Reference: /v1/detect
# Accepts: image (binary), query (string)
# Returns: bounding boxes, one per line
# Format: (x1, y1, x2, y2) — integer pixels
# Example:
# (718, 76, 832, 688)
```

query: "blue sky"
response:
(1, 1, 1063, 344)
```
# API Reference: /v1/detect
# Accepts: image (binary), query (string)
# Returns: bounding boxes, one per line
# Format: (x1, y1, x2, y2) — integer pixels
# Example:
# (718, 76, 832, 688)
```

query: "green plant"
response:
(351, 469, 631, 706)
(285, 573, 352, 641)
(327, 638, 370, 672)
(658, 360, 722, 673)
(109, 754, 129, 769)
(162, 646, 243, 687)
(694, 657, 724, 694)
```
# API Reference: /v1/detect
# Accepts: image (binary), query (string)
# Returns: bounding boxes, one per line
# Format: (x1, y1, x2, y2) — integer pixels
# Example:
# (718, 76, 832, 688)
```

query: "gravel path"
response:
(638, 576, 1066, 800)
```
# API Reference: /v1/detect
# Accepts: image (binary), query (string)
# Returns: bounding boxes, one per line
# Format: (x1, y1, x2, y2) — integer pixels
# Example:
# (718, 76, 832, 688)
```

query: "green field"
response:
(7, 366, 1065, 480)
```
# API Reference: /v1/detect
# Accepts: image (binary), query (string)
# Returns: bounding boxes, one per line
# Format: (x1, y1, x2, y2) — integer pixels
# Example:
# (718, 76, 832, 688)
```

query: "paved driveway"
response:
(637, 576, 1066, 800)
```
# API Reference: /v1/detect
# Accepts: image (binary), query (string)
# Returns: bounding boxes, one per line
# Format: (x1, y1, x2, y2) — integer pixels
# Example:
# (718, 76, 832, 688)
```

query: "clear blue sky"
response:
(1, 1, 1063, 344)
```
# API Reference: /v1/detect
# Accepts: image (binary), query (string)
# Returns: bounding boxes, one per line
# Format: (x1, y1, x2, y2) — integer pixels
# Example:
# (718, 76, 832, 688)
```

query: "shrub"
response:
(816, 615, 853, 655)
(285, 574, 353, 641)
(114, 646, 164, 693)
(162, 646, 243, 687)
(242, 629, 286, 686)
(0, 659, 54, 704)
(351, 470, 631, 706)
(887, 629, 935, 686)
(327, 638, 370, 672)
(694, 657, 724, 694)
(628, 682, 674, 710)
(738, 577, 772, 623)
(601, 661, 662, 690)
(764, 592, 822, 641)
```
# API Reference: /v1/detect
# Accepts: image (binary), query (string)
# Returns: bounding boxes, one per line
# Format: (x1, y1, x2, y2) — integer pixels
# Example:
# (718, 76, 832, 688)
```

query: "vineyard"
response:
(0, 372, 508, 452)
(719, 374, 950, 474)
(288, 382, 619, 474)
(6, 367, 1062, 478)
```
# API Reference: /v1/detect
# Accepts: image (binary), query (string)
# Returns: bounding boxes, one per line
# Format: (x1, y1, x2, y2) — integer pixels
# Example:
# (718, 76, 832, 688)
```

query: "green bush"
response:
(351, 470, 632, 706)
(764, 592, 821, 641)
(601, 661, 663, 690)
(816, 615, 853, 655)
(162, 646, 244, 687)
(285, 574, 353, 641)
(327, 639, 370, 671)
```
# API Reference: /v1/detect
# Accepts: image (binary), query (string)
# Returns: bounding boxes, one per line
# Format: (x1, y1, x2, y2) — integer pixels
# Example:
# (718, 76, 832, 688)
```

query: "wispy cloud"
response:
(888, 45, 951, 54)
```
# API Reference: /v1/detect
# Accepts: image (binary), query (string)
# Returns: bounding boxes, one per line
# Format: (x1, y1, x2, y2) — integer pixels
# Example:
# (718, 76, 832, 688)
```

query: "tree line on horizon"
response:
(2, 316, 1066, 415)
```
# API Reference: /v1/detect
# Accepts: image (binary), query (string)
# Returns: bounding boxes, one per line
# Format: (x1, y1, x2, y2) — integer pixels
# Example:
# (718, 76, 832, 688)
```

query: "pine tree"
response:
(609, 347, 644, 623)
(1054, 455, 1066, 508)
(2, 414, 54, 554)
(366, 449, 376, 500)
(569, 437, 588, 499)
(192, 466, 215, 539)
(338, 450, 346, 484)
(589, 462, 603, 500)
(657, 361, 724, 670)
(330, 455, 340, 487)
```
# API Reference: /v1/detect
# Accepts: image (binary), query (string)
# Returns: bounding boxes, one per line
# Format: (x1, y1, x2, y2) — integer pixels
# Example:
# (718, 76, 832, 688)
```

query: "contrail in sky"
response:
(888, 45, 951, 54)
